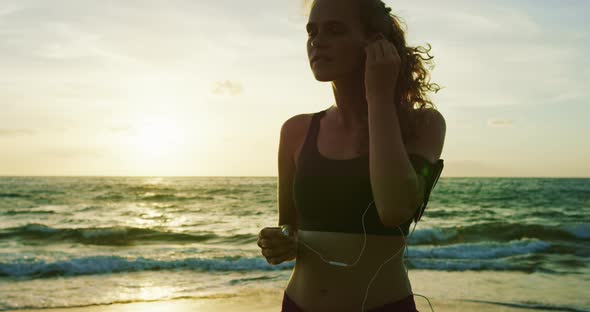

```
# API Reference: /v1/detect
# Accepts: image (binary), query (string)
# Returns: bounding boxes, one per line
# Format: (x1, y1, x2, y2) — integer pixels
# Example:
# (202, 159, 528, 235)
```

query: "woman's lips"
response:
(312, 58, 333, 65)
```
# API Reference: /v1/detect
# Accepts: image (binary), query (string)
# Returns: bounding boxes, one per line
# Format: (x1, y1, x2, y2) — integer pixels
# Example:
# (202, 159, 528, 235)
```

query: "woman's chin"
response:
(312, 72, 335, 82)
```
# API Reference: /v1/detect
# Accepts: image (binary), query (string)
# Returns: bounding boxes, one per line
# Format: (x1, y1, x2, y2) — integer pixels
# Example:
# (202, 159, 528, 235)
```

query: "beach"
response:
(9, 270, 589, 311)
(12, 297, 549, 312)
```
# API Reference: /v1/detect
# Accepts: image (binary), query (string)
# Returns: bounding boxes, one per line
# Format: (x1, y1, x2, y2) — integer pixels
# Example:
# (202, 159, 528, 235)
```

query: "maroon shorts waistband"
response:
(282, 291, 419, 312)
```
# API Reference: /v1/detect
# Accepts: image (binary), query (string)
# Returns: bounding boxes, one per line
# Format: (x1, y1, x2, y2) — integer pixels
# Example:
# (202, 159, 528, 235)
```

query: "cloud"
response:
(448, 119, 475, 129)
(487, 119, 514, 128)
(212, 80, 244, 96)
(0, 128, 36, 137)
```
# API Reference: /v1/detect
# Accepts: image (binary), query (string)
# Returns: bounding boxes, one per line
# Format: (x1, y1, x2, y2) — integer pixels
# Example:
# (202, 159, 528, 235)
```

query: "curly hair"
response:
(302, 0, 444, 145)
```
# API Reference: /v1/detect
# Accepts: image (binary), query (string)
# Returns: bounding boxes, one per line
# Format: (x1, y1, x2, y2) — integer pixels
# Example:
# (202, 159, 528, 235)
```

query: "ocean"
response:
(0, 177, 588, 311)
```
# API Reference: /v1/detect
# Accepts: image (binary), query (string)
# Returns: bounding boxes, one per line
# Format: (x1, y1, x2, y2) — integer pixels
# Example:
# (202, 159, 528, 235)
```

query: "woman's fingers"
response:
(258, 234, 294, 248)
(378, 40, 391, 61)
(258, 228, 281, 247)
(365, 39, 376, 64)
(261, 242, 294, 258)
(386, 40, 398, 59)
(257, 238, 275, 248)
(259, 227, 281, 239)
(365, 33, 387, 63)
(257, 227, 297, 265)
(257, 237, 267, 248)
(268, 248, 297, 265)
(380, 39, 399, 63)
(260, 239, 297, 263)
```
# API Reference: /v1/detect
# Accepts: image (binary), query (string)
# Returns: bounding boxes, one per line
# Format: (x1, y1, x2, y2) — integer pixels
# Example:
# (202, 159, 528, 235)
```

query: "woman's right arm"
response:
(277, 115, 301, 230)
(257, 115, 303, 265)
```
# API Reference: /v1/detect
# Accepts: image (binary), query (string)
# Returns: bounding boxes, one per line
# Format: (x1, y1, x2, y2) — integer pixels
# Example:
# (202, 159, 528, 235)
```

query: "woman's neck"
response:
(329, 71, 368, 132)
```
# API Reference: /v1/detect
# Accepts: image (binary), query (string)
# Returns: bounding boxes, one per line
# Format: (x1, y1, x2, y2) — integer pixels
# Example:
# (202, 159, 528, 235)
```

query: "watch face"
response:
(281, 225, 290, 237)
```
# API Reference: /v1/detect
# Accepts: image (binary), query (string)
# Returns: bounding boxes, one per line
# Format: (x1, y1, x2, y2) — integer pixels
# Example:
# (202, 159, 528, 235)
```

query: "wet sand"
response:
(13, 270, 587, 311)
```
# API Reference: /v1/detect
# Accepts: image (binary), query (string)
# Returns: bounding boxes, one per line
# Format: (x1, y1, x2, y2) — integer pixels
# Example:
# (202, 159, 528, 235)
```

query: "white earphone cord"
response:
(297, 200, 435, 312)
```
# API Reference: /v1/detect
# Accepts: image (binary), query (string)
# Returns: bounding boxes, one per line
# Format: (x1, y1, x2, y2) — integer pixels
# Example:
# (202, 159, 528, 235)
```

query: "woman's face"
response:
(306, 0, 368, 82)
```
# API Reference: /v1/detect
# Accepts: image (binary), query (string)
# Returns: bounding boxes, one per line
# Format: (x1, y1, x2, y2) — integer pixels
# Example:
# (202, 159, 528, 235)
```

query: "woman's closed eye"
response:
(307, 27, 345, 37)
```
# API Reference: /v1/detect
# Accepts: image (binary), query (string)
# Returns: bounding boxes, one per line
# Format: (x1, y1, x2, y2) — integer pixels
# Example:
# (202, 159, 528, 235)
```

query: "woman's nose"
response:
(310, 34, 326, 48)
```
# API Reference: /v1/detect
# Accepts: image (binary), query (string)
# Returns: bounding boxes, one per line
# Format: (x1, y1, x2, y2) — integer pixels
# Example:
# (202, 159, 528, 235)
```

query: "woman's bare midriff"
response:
(285, 230, 413, 311)
(285, 112, 414, 310)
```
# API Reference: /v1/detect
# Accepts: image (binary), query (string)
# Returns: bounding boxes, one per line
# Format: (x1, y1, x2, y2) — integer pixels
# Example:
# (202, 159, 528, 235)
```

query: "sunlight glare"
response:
(131, 119, 185, 160)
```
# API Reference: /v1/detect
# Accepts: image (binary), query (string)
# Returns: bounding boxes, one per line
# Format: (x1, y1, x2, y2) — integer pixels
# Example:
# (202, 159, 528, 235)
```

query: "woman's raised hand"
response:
(364, 33, 401, 104)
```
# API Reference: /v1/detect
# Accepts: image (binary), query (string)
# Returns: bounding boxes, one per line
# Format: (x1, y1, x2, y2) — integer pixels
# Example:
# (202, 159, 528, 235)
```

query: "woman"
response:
(258, 0, 446, 311)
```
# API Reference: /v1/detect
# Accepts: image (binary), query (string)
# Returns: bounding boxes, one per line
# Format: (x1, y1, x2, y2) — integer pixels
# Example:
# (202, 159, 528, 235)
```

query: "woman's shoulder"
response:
(414, 107, 444, 125)
(282, 109, 327, 136)
(280, 111, 321, 161)
(282, 112, 313, 137)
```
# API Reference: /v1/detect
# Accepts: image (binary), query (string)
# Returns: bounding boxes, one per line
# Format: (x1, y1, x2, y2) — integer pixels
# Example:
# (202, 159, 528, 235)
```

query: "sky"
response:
(0, 0, 588, 177)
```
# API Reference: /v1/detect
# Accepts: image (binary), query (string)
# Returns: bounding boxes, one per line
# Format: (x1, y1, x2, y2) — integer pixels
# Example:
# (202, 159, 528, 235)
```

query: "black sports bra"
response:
(292, 109, 443, 236)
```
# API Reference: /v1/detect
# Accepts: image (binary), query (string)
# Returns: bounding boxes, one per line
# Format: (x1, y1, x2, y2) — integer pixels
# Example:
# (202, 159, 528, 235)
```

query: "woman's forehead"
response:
(308, 0, 360, 26)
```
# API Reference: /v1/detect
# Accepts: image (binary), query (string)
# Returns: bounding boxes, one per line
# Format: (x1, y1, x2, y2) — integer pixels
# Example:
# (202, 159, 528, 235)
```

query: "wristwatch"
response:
(280, 224, 292, 237)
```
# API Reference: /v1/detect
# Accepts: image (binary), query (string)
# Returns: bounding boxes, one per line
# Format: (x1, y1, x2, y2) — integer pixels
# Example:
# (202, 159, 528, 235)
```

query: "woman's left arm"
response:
(368, 103, 445, 228)
(365, 36, 446, 228)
